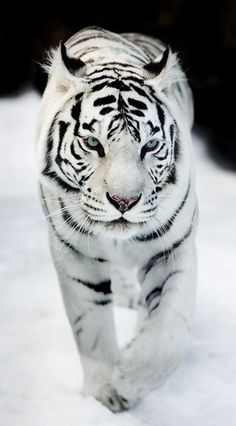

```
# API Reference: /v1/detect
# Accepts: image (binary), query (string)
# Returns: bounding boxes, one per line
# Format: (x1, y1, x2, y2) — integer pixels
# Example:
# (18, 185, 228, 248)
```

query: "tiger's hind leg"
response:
(111, 266, 140, 309)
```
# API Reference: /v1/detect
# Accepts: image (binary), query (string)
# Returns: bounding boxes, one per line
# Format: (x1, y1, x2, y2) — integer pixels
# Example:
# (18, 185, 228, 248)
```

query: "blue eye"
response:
(84, 137, 105, 157)
(146, 139, 160, 150)
(140, 139, 160, 160)
(85, 137, 100, 148)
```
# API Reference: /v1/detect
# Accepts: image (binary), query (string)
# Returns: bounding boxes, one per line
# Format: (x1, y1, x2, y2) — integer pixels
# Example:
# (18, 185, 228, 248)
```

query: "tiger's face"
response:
(39, 42, 182, 238)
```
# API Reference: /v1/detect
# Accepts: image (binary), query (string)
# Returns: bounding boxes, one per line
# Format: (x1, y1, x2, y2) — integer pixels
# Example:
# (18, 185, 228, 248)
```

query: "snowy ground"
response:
(0, 90, 236, 426)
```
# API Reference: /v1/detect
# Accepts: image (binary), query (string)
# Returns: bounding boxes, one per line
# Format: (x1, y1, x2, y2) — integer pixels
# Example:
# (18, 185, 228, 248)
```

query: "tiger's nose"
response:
(106, 192, 141, 213)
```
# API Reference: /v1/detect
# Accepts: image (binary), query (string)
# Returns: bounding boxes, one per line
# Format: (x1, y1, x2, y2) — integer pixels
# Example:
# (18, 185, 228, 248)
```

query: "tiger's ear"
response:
(60, 42, 86, 77)
(143, 46, 183, 90)
(143, 46, 170, 77)
(42, 42, 86, 90)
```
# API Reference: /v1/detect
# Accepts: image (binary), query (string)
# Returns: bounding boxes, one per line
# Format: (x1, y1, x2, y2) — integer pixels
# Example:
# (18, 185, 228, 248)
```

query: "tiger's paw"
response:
(112, 321, 190, 402)
(112, 331, 159, 402)
(112, 359, 147, 403)
(83, 382, 131, 412)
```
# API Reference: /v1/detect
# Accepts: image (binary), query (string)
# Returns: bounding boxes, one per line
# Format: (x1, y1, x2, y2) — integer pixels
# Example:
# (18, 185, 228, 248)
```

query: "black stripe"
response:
(141, 209, 196, 277)
(54, 159, 77, 187)
(102, 61, 143, 68)
(59, 198, 81, 230)
(174, 137, 180, 162)
(130, 109, 145, 117)
(70, 142, 82, 160)
(75, 93, 83, 101)
(72, 98, 82, 136)
(118, 92, 126, 115)
(77, 140, 90, 154)
(129, 83, 153, 102)
(170, 123, 175, 142)
(100, 106, 114, 115)
(156, 102, 165, 139)
(146, 287, 162, 307)
(83, 202, 106, 212)
(74, 315, 84, 325)
(42, 135, 53, 176)
(94, 300, 112, 306)
(56, 120, 69, 164)
(109, 80, 130, 91)
(147, 121, 160, 136)
(89, 67, 142, 81)
(59, 120, 69, 142)
(76, 164, 90, 173)
(128, 98, 147, 110)
(154, 150, 168, 161)
(126, 116, 141, 141)
(82, 119, 97, 131)
(78, 170, 94, 186)
(91, 81, 109, 92)
(91, 280, 111, 295)
(107, 124, 120, 139)
(146, 270, 182, 308)
(72, 277, 112, 295)
(90, 74, 111, 82)
(170, 121, 180, 162)
(165, 164, 176, 185)
(42, 114, 59, 176)
(94, 95, 116, 107)
(87, 63, 140, 76)
(142, 206, 156, 214)
(122, 76, 144, 84)
(108, 114, 121, 130)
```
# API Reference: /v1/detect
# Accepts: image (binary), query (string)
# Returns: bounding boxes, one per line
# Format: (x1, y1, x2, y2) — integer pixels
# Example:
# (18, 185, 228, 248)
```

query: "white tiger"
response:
(36, 26, 198, 412)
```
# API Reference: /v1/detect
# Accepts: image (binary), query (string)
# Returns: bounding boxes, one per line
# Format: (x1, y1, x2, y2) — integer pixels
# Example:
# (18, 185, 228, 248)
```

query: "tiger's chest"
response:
(73, 232, 158, 269)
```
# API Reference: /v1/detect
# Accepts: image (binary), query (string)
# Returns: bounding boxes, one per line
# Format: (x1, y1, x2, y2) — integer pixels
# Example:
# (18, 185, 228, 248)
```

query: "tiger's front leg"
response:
(113, 237, 197, 405)
(49, 232, 128, 412)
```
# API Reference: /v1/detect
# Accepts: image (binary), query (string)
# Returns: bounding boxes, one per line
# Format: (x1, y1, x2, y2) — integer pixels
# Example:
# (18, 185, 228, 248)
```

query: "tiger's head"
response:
(37, 31, 193, 239)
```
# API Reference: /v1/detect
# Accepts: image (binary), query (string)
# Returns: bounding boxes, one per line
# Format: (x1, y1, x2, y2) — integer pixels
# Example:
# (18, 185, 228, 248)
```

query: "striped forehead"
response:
(76, 78, 158, 142)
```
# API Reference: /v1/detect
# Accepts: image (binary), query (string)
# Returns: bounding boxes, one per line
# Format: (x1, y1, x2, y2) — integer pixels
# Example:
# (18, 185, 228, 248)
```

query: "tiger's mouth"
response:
(82, 207, 149, 233)
(84, 213, 144, 228)
(105, 217, 130, 228)
(110, 217, 129, 225)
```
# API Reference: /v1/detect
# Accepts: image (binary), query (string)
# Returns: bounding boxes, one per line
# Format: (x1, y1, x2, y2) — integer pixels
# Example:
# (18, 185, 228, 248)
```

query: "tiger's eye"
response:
(84, 137, 105, 157)
(140, 139, 160, 160)
(146, 139, 160, 150)
(86, 137, 100, 148)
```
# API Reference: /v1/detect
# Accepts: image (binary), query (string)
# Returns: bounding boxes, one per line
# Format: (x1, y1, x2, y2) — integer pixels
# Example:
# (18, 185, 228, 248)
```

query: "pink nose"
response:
(106, 192, 141, 213)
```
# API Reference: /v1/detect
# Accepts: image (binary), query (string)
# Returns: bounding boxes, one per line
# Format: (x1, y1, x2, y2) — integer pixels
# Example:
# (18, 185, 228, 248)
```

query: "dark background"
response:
(1, 0, 236, 167)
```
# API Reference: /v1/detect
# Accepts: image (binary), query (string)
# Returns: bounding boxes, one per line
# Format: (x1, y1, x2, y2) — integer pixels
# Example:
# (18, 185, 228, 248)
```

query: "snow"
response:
(0, 90, 236, 426)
